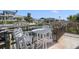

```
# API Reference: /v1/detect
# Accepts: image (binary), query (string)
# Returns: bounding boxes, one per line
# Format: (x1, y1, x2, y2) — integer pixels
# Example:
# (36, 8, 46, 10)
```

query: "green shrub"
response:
(67, 27, 77, 33)
(6, 21, 15, 24)
(0, 21, 4, 24)
(0, 21, 16, 24)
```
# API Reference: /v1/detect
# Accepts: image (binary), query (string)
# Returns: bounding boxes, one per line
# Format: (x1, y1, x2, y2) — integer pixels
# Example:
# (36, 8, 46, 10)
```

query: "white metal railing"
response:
(13, 26, 53, 49)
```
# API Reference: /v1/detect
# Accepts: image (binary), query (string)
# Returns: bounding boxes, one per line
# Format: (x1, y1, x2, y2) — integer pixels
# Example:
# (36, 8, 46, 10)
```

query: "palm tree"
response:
(24, 13, 33, 22)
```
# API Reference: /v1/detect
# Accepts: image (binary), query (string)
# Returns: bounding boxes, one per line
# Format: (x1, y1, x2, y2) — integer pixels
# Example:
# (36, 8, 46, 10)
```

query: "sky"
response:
(1, 10, 79, 20)
(16, 10, 79, 20)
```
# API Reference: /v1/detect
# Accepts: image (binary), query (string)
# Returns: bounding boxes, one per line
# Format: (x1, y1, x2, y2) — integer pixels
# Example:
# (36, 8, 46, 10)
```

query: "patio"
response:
(48, 33, 79, 49)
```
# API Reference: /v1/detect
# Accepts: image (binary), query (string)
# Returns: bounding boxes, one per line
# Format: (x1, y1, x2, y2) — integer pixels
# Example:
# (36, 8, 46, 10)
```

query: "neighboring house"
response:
(0, 10, 24, 21)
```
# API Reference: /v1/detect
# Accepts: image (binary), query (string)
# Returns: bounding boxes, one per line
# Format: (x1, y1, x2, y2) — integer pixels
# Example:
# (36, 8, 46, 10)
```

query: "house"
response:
(0, 10, 24, 21)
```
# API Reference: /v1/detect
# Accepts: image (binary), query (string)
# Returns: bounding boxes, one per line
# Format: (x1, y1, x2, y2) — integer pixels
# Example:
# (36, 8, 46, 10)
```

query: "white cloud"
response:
(51, 10, 59, 13)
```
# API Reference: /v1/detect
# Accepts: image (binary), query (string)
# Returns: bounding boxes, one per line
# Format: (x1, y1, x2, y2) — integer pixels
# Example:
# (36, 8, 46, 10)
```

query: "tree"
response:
(67, 13, 79, 22)
(67, 15, 77, 22)
(24, 13, 33, 22)
(40, 17, 45, 19)
(75, 14, 79, 22)
(16, 17, 22, 26)
(16, 17, 22, 22)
